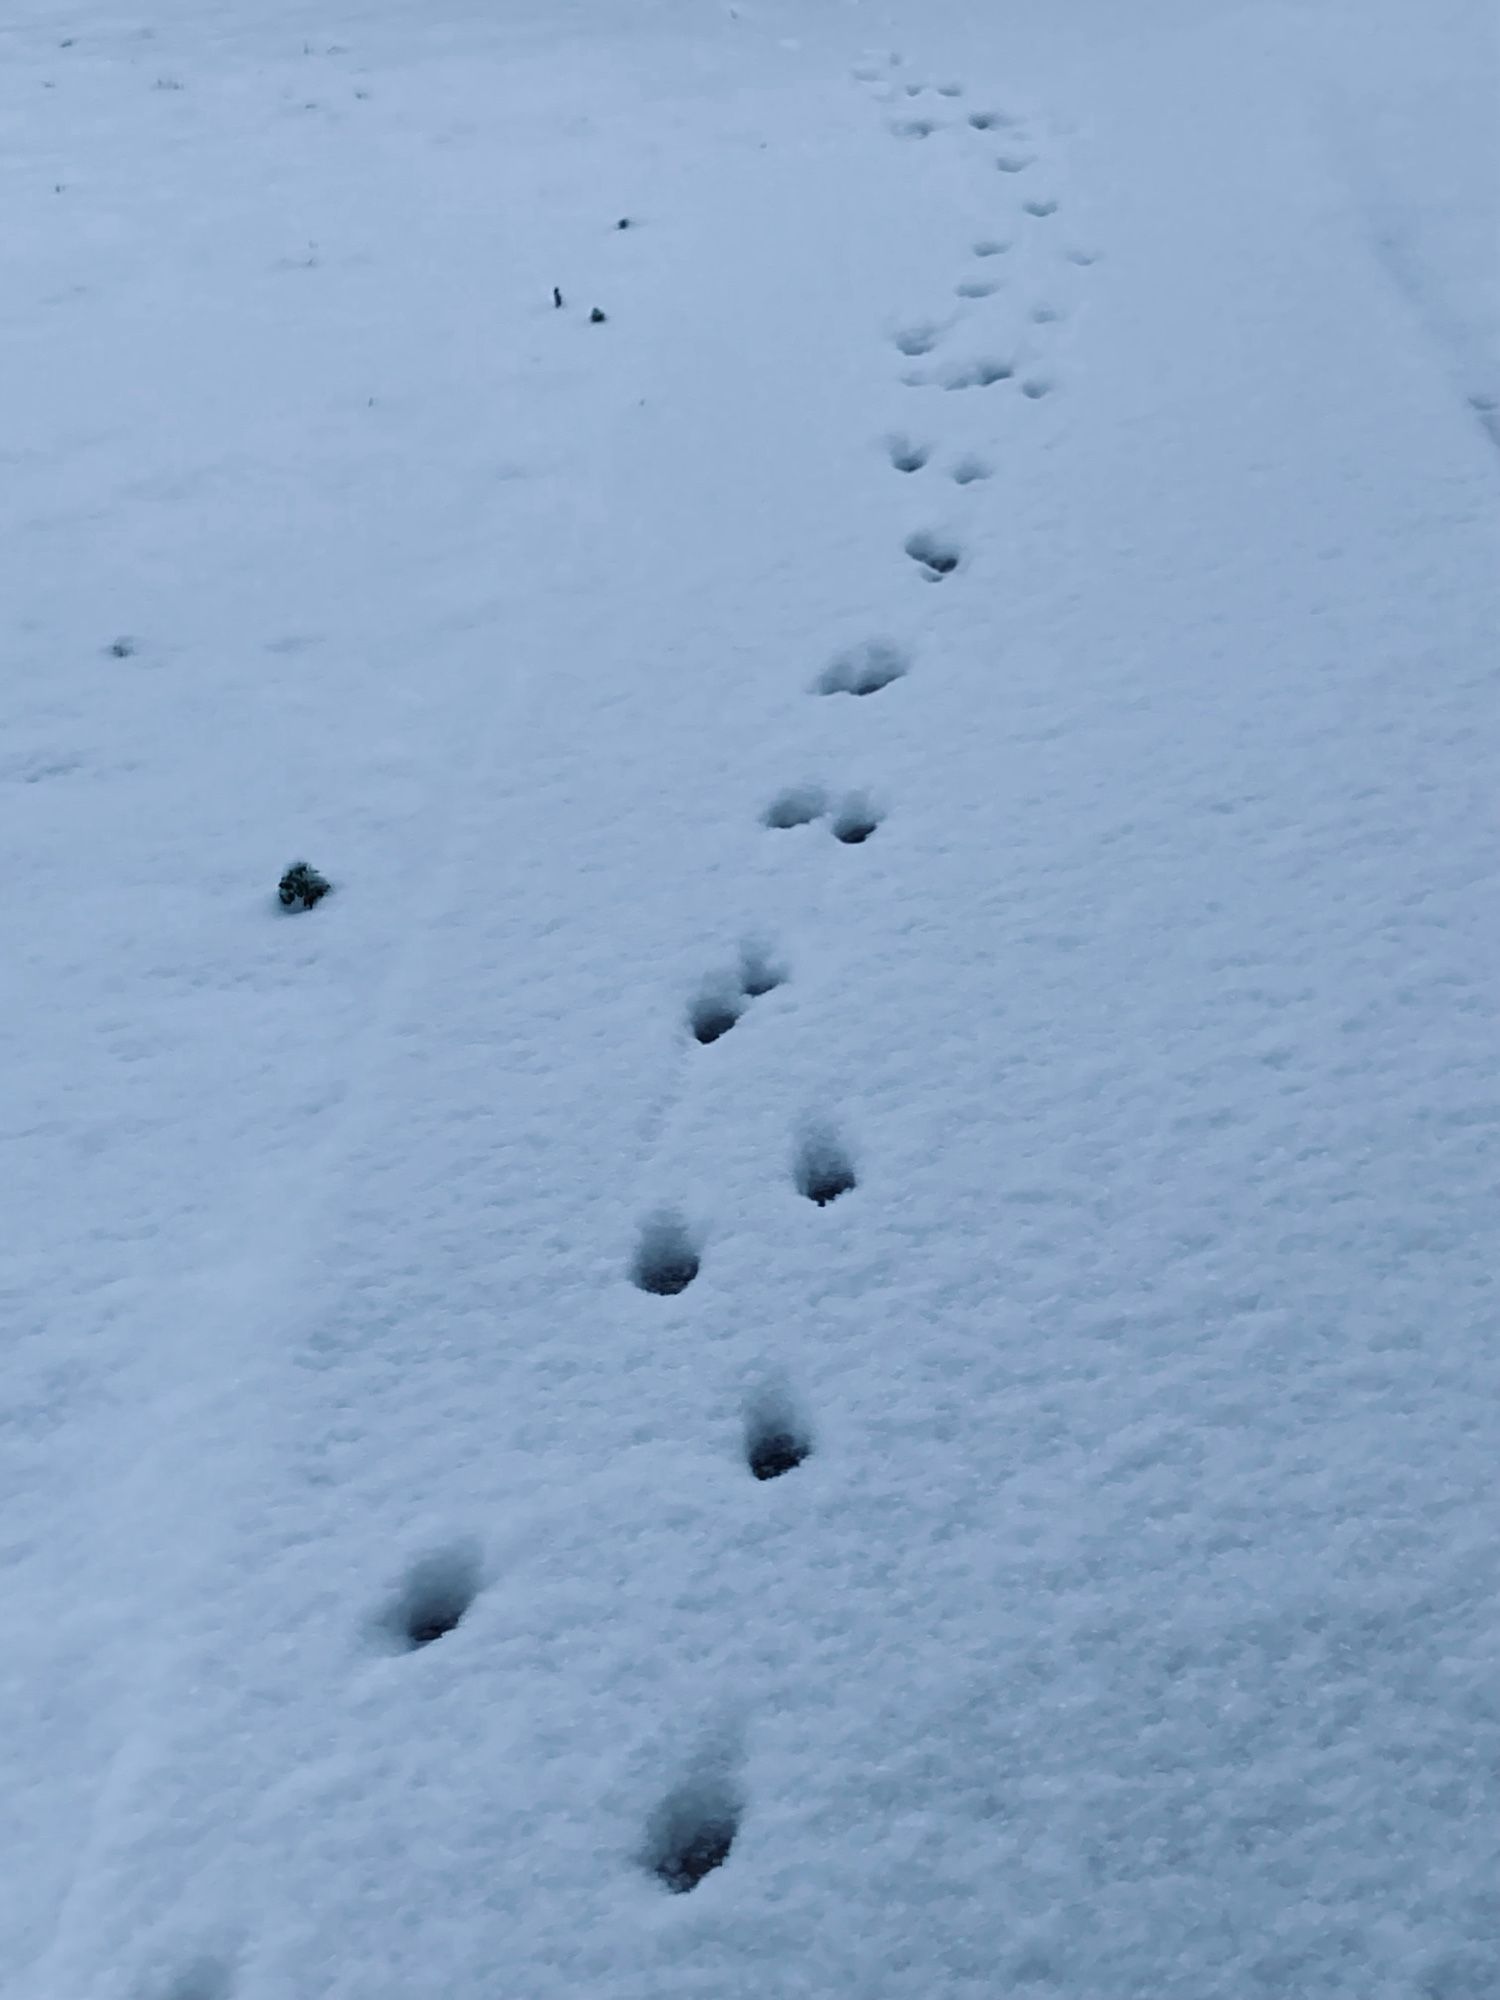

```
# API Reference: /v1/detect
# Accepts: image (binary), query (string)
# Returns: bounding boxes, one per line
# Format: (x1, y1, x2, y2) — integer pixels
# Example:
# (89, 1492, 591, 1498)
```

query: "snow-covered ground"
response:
(3, 0, 1497, 1994)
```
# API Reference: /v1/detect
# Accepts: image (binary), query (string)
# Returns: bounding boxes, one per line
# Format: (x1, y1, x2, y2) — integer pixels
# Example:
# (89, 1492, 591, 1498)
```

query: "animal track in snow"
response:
(893, 321, 942, 357)
(994, 153, 1034, 174)
(159, 1964, 235, 2000)
(763, 784, 826, 828)
(935, 81, 963, 97)
(1031, 302, 1064, 323)
(951, 453, 992, 484)
(939, 356, 1013, 389)
(888, 117, 937, 139)
(1065, 247, 1099, 266)
(968, 110, 1013, 131)
(632, 1212, 701, 1296)
(1020, 376, 1054, 399)
(738, 942, 785, 999)
(887, 435, 931, 472)
(688, 947, 784, 1044)
(1024, 197, 1059, 218)
(905, 530, 962, 579)
(377, 1543, 482, 1652)
(644, 1764, 742, 1894)
(745, 1387, 812, 1480)
(954, 277, 998, 299)
(795, 1124, 858, 1206)
(688, 979, 743, 1046)
(816, 639, 909, 697)
(832, 793, 883, 844)
(972, 238, 1010, 258)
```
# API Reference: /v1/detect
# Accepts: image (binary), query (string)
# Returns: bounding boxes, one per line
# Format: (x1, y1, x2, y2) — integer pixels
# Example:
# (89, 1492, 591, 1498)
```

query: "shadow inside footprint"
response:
(994, 153, 1033, 173)
(816, 640, 910, 698)
(972, 238, 1010, 257)
(1024, 197, 1059, 217)
(954, 277, 998, 299)
(951, 454, 992, 485)
(905, 530, 961, 579)
(632, 1214, 700, 1296)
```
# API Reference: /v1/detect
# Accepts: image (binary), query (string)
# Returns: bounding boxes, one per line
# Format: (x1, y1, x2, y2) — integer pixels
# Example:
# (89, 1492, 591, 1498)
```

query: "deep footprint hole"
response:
(745, 1393, 812, 1480)
(832, 795, 882, 845)
(689, 982, 743, 1046)
(905, 530, 961, 579)
(380, 1544, 481, 1653)
(796, 1128, 857, 1206)
(632, 1214, 701, 1296)
(645, 1776, 741, 1895)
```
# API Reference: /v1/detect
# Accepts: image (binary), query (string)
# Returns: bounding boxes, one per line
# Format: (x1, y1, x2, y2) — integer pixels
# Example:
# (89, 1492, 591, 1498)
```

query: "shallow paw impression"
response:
(158, 1960, 236, 2000)
(738, 942, 786, 1000)
(816, 639, 910, 698)
(795, 1124, 857, 1206)
(644, 1770, 742, 1894)
(893, 320, 941, 357)
(377, 1543, 482, 1653)
(762, 784, 827, 829)
(940, 356, 1014, 390)
(632, 1212, 701, 1296)
(905, 530, 962, 579)
(831, 793, 882, 844)
(887, 435, 931, 473)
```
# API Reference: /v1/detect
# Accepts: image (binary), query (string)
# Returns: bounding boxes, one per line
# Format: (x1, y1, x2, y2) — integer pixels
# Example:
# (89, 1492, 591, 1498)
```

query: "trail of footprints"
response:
(597, 42, 1098, 1905)
(151, 59, 1098, 1989)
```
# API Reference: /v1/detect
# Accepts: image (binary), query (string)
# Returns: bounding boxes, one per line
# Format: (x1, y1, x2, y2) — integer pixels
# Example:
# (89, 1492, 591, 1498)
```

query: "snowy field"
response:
(3, 0, 1498, 1994)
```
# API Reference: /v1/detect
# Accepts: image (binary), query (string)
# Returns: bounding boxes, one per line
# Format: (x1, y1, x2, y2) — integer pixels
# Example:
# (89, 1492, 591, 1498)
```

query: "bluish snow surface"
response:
(2, 0, 1497, 1995)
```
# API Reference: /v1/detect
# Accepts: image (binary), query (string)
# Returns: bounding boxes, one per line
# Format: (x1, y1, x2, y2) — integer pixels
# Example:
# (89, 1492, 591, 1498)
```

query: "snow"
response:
(3, 0, 1497, 1995)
